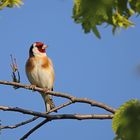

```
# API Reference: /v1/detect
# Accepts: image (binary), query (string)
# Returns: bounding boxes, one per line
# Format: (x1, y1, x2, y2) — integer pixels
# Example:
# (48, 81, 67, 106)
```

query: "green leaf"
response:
(73, 0, 113, 38)
(92, 26, 101, 38)
(72, 0, 139, 38)
(112, 99, 140, 140)
(112, 12, 134, 28)
(129, 0, 140, 13)
(0, 0, 23, 10)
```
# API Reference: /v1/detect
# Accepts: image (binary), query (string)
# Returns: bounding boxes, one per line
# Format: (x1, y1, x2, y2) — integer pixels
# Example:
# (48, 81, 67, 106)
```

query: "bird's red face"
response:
(35, 42, 46, 53)
(29, 42, 48, 57)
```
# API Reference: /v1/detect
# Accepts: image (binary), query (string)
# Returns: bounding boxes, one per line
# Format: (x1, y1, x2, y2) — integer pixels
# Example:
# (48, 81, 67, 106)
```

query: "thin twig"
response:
(20, 119, 50, 140)
(19, 101, 73, 139)
(0, 116, 38, 129)
(20, 114, 113, 140)
(0, 101, 73, 130)
(0, 106, 47, 117)
(10, 55, 20, 87)
(0, 105, 113, 120)
(0, 80, 116, 139)
(0, 80, 116, 113)
(0, 104, 79, 119)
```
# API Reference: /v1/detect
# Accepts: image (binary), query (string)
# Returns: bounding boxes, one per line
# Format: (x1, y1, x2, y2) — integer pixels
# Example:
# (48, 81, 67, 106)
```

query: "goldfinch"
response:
(25, 42, 55, 112)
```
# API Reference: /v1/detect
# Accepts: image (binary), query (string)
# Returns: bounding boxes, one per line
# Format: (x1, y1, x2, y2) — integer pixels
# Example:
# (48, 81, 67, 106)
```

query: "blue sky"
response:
(0, 0, 140, 140)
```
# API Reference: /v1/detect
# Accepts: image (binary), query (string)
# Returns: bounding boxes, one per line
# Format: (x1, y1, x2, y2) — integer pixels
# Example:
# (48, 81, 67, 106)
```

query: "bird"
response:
(25, 42, 55, 112)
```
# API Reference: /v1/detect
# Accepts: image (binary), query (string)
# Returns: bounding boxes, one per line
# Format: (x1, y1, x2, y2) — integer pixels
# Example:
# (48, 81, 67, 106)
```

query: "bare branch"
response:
(19, 101, 73, 139)
(10, 55, 20, 87)
(0, 105, 113, 120)
(0, 80, 116, 139)
(0, 116, 38, 129)
(20, 118, 50, 140)
(0, 101, 73, 130)
(0, 80, 116, 113)
(0, 105, 112, 120)
(20, 113, 113, 140)
(0, 106, 47, 117)
(47, 101, 73, 113)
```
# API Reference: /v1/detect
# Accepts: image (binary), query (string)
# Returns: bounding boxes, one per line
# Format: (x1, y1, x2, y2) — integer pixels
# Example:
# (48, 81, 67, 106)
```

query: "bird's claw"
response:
(43, 88, 49, 93)
(29, 85, 36, 91)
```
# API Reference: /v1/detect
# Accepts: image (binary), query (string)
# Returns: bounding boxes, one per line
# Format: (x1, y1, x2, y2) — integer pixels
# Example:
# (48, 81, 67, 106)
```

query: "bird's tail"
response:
(41, 93, 56, 112)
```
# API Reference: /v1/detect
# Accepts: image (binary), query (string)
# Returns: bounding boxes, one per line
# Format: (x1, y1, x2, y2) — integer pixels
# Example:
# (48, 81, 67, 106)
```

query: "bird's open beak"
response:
(42, 44, 48, 49)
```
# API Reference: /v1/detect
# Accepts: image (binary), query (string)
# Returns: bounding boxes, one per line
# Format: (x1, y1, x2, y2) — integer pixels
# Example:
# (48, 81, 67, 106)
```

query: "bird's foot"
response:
(43, 88, 49, 93)
(29, 84, 36, 91)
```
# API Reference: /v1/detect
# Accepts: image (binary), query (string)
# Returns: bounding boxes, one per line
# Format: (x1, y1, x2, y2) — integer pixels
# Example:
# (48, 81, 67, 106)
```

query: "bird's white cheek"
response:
(32, 47, 39, 54)
(32, 47, 46, 57)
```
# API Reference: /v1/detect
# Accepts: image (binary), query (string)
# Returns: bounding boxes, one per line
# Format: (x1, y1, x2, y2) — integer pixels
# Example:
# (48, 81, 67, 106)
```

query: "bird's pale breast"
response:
(26, 56, 54, 89)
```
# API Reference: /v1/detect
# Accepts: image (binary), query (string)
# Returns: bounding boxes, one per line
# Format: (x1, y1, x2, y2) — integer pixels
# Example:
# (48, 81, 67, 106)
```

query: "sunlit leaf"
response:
(73, 0, 139, 38)
(112, 99, 140, 140)
(0, 0, 23, 10)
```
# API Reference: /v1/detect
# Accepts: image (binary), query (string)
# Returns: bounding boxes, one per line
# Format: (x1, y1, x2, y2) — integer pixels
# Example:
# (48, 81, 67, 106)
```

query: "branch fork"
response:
(0, 80, 116, 139)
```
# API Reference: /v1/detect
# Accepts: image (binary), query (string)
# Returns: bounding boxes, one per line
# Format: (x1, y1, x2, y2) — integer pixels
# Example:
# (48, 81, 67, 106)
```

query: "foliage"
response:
(0, 0, 23, 10)
(112, 99, 140, 140)
(73, 0, 140, 38)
